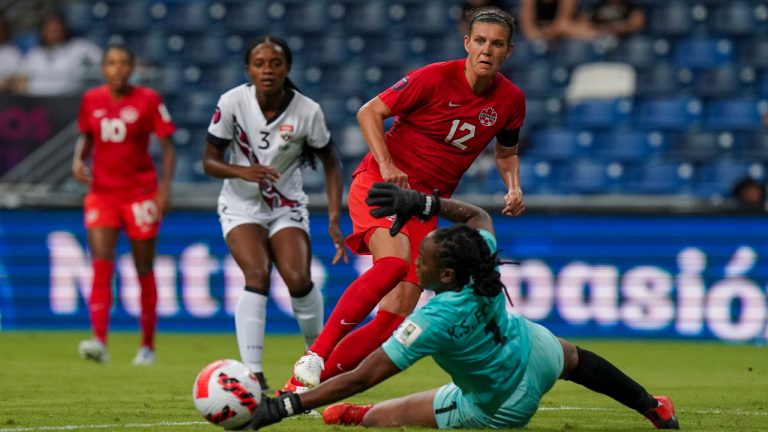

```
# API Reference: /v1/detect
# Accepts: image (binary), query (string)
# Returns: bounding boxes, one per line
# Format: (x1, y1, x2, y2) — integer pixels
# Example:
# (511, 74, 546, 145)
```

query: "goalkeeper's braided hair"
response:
(432, 224, 504, 297)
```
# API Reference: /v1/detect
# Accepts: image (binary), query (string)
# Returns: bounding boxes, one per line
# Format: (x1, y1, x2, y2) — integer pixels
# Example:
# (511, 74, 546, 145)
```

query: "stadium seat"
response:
(222, 0, 270, 34)
(125, 30, 169, 64)
(648, 1, 695, 37)
(696, 160, 763, 198)
(199, 63, 247, 92)
(556, 159, 618, 194)
(566, 99, 632, 129)
(709, 1, 757, 37)
(363, 33, 409, 66)
(627, 161, 695, 195)
(505, 62, 558, 98)
(526, 129, 593, 161)
(592, 130, 668, 162)
(169, 91, 219, 127)
(344, 0, 390, 34)
(673, 38, 733, 70)
(63, 0, 97, 34)
(635, 62, 687, 97)
(508, 40, 548, 66)
(524, 98, 562, 131)
(183, 32, 231, 66)
(738, 38, 768, 70)
(633, 97, 702, 130)
(736, 132, 768, 161)
(402, 1, 452, 35)
(284, 0, 331, 34)
(666, 131, 725, 162)
(705, 98, 764, 131)
(106, 1, 151, 33)
(164, 1, 211, 34)
(548, 39, 600, 69)
(693, 65, 743, 99)
(485, 159, 555, 195)
(759, 71, 768, 98)
(607, 35, 658, 68)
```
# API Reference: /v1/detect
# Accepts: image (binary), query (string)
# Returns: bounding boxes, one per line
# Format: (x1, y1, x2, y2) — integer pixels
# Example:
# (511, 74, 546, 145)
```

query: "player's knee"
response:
(242, 269, 270, 289)
(286, 276, 313, 297)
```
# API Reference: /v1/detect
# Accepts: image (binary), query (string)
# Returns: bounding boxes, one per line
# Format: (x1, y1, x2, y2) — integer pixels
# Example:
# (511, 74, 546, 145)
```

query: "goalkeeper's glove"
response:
(366, 182, 440, 236)
(249, 392, 303, 430)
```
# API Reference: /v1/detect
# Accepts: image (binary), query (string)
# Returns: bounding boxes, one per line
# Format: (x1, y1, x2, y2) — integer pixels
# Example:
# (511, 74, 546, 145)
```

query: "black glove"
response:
(249, 392, 303, 430)
(366, 182, 441, 236)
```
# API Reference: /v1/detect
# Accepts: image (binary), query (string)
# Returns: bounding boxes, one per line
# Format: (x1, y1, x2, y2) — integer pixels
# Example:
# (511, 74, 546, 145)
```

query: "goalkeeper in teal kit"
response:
(247, 183, 680, 430)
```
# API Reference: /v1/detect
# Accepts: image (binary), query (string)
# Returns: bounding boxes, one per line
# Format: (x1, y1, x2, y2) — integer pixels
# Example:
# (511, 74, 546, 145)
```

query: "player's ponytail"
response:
(432, 225, 505, 298)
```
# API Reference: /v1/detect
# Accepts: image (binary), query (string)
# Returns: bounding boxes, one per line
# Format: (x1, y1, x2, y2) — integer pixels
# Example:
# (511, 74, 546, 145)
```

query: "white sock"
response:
(235, 289, 267, 373)
(291, 284, 324, 348)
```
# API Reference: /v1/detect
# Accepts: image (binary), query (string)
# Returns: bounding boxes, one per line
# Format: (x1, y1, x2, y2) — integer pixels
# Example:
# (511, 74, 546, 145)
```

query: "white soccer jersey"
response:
(207, 84, 331, 215)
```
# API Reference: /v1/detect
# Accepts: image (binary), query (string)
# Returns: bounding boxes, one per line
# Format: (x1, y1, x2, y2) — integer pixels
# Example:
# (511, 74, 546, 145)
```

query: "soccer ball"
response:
(193, 359, 261, 430)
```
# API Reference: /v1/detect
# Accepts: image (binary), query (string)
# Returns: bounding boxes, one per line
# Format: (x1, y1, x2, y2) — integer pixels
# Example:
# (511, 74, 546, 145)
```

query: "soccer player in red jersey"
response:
(72, 45, 176, 365)
(289, 6, 527, 389)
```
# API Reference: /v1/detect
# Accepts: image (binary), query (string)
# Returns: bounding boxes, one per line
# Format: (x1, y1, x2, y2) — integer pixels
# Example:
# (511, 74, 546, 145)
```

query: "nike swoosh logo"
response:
(336, 363, 346, 372)
(448, 102, 461, 107)
(340, 319, 359, 326)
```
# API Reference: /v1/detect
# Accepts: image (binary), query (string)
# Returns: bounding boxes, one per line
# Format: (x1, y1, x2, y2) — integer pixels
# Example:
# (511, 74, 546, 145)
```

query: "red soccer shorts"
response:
(84, 190, 161, 240)
(344, 169, 437, 286)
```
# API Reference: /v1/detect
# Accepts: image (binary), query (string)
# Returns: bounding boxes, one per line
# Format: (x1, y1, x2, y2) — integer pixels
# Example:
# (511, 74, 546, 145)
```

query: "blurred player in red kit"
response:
(287, 6, 526, 390)
(72, 45, 176, 365)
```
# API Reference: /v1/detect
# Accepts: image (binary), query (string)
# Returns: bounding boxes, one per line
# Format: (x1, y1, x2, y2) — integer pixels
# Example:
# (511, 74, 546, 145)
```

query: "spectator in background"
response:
(565, 0, 645, 40)
(732, 177, 766, 213)
(0, 13, 21, 92)
(12, 12, 101, 96)
(74, 45, 176, 365)
(518, 0, 579, 42)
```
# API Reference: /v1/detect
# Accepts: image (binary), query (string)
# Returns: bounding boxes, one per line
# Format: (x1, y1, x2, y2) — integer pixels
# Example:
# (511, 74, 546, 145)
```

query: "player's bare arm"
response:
(72, 134, 93, 184)
(202, 142, 279, 183)
(317, 143, 349, 264)
(357, 97, 409, 188)
(495, 140, 525, 216)
(156, 136, 175, 216)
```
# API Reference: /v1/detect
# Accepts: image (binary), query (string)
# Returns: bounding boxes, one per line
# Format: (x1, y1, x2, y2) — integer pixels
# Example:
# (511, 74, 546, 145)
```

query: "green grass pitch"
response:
(0, 332, 765, 431)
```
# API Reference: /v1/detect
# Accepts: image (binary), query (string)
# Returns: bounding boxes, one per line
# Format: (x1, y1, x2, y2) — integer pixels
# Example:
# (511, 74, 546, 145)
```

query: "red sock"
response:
(138, 272, 158, 349)
(320, 310, 405, 381)
(309, 257, 408, 359)
(89, 258, 114, 343)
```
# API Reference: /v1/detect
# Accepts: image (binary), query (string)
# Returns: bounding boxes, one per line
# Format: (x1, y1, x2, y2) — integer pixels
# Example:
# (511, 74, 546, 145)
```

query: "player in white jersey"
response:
(203, 36, 348, 392)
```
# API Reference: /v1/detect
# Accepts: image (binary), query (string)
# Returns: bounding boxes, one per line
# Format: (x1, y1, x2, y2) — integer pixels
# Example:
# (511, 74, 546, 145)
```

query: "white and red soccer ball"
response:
(193, 359, 261, 430)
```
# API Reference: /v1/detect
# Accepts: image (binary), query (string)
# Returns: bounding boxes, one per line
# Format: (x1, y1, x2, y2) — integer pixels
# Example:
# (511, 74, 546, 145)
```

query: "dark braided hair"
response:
(465, 6, 516, 43)
(244, 36, 324, 170)
(431, 224, 505, 297)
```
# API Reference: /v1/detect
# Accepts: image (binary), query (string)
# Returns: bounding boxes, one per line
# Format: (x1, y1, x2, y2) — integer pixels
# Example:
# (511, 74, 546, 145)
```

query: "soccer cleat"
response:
(132, 346, 156, 365)
(254, 372, 271, 394)
(322, 403, 374, 426)
(644, 395, 680, 429)
(78, 339, 110, 363)
(276, 378, 308, 397)
(292, 351, 324, 388)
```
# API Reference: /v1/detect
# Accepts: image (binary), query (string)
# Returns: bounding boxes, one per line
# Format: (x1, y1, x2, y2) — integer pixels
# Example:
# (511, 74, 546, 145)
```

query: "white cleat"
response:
(132, 346, 156, 365)
(292, 351, 324, 388)
(78, 339, 110, 363)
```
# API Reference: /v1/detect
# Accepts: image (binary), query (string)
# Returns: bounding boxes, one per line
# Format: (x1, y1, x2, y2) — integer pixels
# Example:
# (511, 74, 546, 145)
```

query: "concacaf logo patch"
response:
(395, 320, 423, 347)
(479, 107, 498, 127)
(392, 77, 409, 91)
(212, 106, 222, 124)
(279, 124, 294, 142)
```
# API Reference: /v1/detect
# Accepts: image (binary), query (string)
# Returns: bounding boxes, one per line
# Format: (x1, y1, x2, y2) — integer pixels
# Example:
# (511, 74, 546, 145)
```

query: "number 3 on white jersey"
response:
(100, 118, 127, 143)
(444, 120, 475, 150)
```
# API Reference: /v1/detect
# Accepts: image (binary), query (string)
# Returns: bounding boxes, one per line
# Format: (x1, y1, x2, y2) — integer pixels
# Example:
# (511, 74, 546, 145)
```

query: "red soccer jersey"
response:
(78, 85, 175, 195)
(353, 59, 526, 196)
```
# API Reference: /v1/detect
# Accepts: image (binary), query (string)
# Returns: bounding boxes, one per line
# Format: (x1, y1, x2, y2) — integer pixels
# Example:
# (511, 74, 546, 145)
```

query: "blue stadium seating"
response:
(666, 131, 725, 162)
(526, 129, 593, 161)
(221, 0, 271, 34)
(705, 98, 764, 131)
(635, 62, 687, 97)
(548, 39, 600, 69)
(505, 62, 558, 99)
(344, 0, 390, 34)
(649, 2, 695, 37)
(696, 160, 758, 197)
(63, 0, 98, 34)
(592, 130, 668, 161)
(627, 161, 695, 195)
(759, 71, 768, 98)
(607, 35, 658, 68)
(673, 37, 733, 70)
(523, 98, 561, 131)
(566, 99, 632, 129)
(163, 1, 211, 34)
(736, 132, 768, 161)
(633, 97, 702, 130)
(284, 0, 331, 35)
(556, 159, 618, 194)
(738, 38, 768, 70)
(693, 65, 743, 99)
(710, 1, 758, 37)
(106, 1, 151, 33)
(402, 1, 453, 35)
